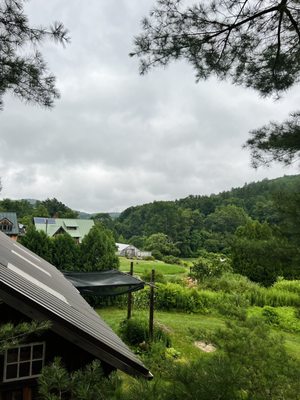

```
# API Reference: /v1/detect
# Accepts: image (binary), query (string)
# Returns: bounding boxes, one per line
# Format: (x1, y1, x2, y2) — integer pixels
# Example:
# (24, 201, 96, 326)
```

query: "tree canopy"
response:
(0, 0, 69, 109)
(132, 0, 300, 166)
(80, 225, 119, 271)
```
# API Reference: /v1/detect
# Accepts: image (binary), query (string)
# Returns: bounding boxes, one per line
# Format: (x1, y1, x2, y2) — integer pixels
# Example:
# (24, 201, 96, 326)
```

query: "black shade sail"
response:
(63, 270, 145, 296)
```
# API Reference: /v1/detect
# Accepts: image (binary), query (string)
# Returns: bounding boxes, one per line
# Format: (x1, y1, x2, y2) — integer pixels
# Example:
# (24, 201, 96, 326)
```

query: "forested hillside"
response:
(114, 174, 300, 258)
(1, 174, 300, 283)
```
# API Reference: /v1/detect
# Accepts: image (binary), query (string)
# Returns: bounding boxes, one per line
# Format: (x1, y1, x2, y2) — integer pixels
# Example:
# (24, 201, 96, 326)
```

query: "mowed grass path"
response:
(98, 307, 300, 361)
(119, 257, 188, 278)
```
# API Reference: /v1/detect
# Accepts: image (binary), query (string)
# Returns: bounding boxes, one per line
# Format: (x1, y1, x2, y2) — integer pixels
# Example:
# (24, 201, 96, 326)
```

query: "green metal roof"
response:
(34, 218, 94, 243)
(0, 212, 19, 235)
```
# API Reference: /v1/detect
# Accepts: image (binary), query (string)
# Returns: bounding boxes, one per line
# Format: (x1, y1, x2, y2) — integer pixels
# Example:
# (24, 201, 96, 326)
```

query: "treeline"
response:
(113, 174, 300, 255)
(19, 225, 119, 272)
(0, 197, 78, 222)
(1, 174, 300, 284)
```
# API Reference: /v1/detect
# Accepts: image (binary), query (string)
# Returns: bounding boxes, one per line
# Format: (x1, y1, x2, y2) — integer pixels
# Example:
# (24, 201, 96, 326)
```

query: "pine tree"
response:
(131, 0, 300, 166)
(0, 0, 69, 109)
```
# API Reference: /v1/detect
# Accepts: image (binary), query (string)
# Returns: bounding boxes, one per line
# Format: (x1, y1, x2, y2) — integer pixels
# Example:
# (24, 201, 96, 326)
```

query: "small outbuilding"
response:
(116, 243, 151, 258)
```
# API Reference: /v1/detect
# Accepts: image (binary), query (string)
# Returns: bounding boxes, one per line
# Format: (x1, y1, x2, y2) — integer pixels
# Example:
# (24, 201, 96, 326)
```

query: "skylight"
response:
(11, 250, 51, 277)
(7, 263, 69, 304)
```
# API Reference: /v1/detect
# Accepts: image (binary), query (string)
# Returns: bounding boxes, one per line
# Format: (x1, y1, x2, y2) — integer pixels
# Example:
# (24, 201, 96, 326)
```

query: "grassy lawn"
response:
(119, 257, 188, 278)
(97, 307, 225, 361)
(98, 307, 300, 361)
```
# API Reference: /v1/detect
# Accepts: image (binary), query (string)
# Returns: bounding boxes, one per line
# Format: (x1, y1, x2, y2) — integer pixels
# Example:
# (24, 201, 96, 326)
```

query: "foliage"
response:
(204, 204, 250, 233)
(119, 317, 171, 347)
(0, 321, 50, 353)
(191, 251, 232, 280)
(122, 318, 300, 400)
(198, 272, 259, 293)
(245, 286, 300, 308)
(133, 283, 219, 313)
(132, 0, 300, 96)
(115, 175, 300, 257)
(80, 224, 119, 271)
(140, 269, 166, 283)
(161, 255, 181, 265)
(0, 198, 34, 218)
(0, 0, 69, 109)
(117, 203, 203, 257)
(52, 233, 79, 271)
(19, 226, 53, 263)
(273, 279, 300, 295)
(250, 305, 300, 333)
(132, 0, 300, 167)
(38, 358, 120, 400)
(261, 306, 280, 325)
(92, 214, 118, 239)
(39, 198, 78, 218)
(231, 220, 292, 285)
(145, 233, 180, 256)
(246, 112, 300, 167)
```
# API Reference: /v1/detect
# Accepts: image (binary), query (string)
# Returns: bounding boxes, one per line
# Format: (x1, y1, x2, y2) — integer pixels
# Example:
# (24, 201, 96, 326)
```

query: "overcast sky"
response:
(0, 0, 299, 213)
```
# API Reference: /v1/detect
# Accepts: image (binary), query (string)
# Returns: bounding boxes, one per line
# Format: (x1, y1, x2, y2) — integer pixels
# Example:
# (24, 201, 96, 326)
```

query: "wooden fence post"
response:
(149, 269, 155, 341)
(127, 261, 134, 319)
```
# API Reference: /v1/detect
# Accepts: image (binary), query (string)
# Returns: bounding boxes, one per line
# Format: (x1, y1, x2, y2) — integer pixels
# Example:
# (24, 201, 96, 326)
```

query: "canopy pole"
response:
(149, 269, 155, 341)
(127, 261, 134, 319)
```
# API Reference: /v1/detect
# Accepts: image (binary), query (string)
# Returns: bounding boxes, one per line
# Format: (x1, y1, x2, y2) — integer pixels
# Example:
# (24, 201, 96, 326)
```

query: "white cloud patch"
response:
(0, 0, 299, 212)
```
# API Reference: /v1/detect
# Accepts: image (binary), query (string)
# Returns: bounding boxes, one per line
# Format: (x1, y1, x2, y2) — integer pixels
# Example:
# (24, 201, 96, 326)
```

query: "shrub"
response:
(143, 255, 155, 261)
(262, 306, 280, 325)
(191, 252, 232, 280)
(119, 317, 171, 347)
(162, 255, 182, 265)
(273, 279, 300, 295)
(133, 284, 219, 313)
(151, 249, 163, 260)
(140, 270, 166, 283)
(245, 287, 300, 307)
(199, 272, 259, 293)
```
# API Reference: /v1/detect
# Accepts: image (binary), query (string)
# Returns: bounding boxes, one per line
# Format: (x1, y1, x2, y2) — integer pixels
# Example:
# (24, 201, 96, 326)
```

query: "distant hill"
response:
(78, 211, 121, 220)
(115, 174, 300, 256)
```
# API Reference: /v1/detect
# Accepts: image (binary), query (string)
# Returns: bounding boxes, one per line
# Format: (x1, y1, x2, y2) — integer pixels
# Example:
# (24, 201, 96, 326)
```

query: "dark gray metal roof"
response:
(0, 232, 151, 378)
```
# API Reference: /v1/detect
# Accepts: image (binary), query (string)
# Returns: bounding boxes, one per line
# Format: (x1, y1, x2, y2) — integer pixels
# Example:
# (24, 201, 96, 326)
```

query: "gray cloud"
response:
(0, 0, 299, 212)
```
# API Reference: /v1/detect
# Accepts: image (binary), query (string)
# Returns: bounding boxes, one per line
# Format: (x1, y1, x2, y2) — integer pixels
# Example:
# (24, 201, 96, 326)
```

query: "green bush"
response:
(143, 255, 155, 261)
(245, 287, 300, 307)
(262, 306, 280, 325)
(216, 294, 248, 320)
(191, 252, 232, 280)
(140, 270, 166, 283)
(162, 255, 182, 265)
(151, 249, 163, 260)
(119, 317, 171, 347)
(199, 272, 259, 293)
(133, 283, 219, 313)
(273, 279, 300, 295)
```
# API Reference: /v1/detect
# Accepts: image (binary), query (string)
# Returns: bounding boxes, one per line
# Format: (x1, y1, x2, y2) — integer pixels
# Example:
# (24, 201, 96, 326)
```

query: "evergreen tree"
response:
(19, 226, 53, 264)
(39, 198, 78, 218)
(132, 0, 300, 166)
(52, 233, 79, 271)
(38, 358, 120, 400)
(80, 225, 119, 271)
(231, 221, 294, 285)
(0, 0, 69, 109)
